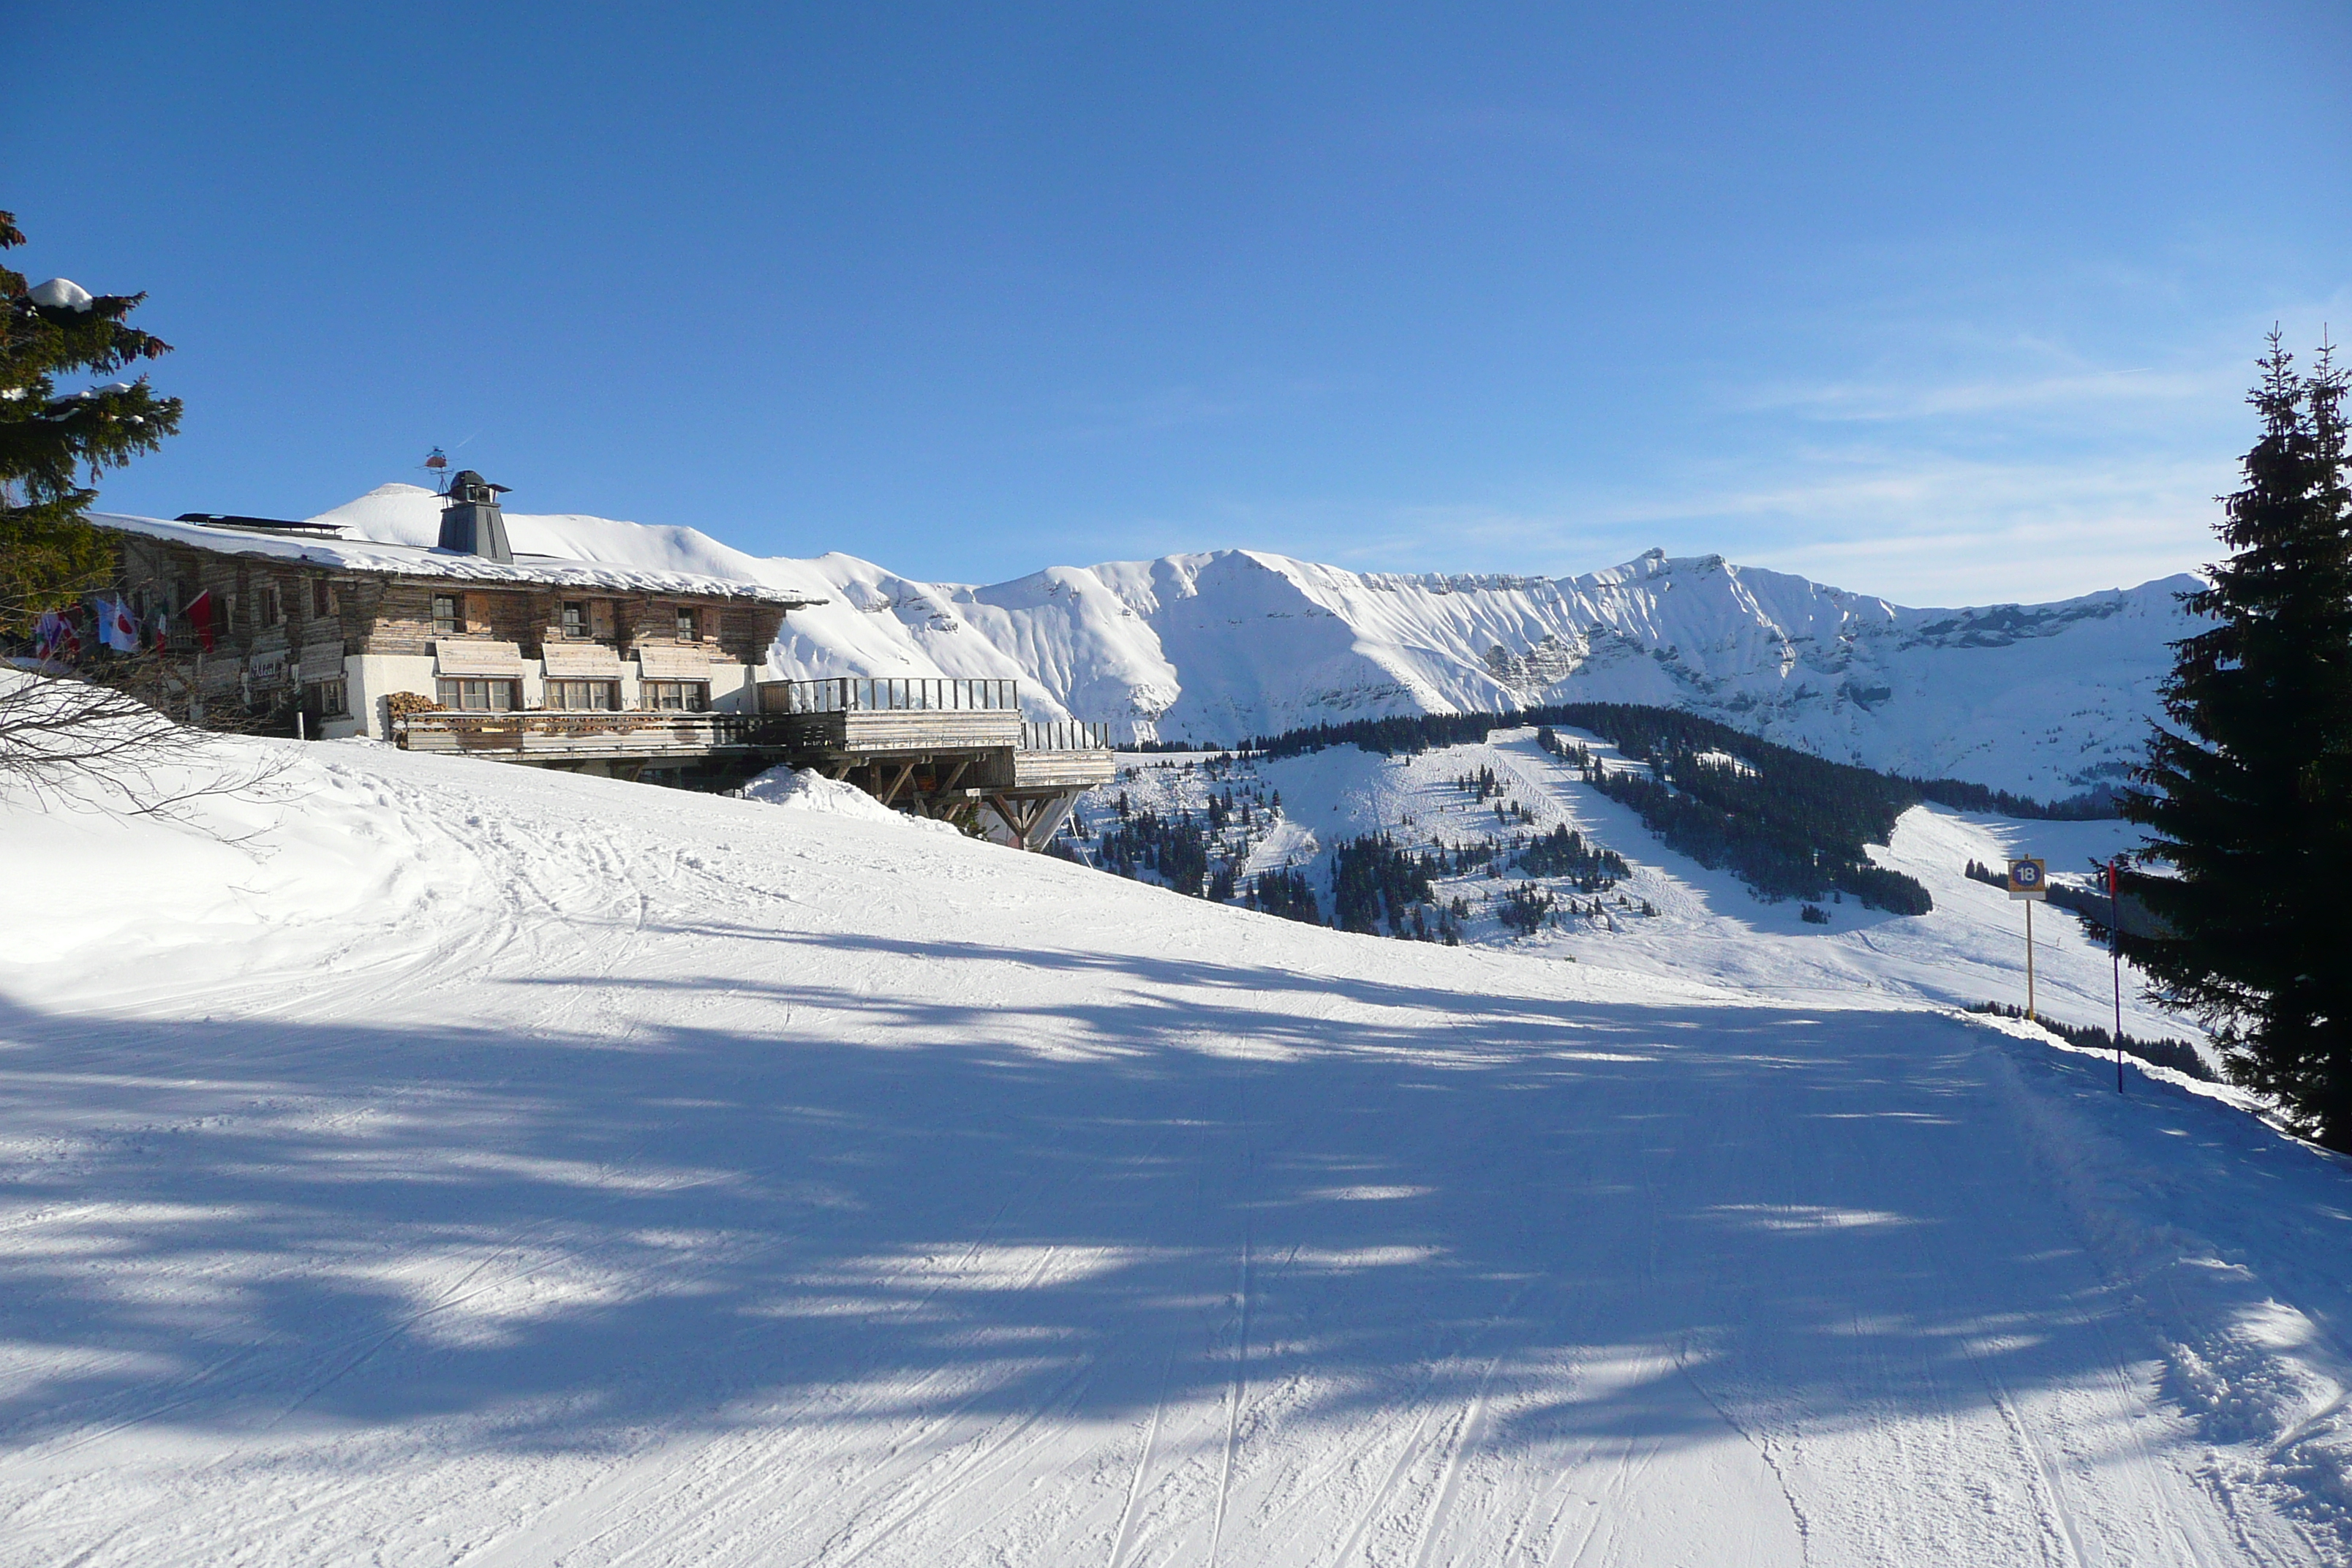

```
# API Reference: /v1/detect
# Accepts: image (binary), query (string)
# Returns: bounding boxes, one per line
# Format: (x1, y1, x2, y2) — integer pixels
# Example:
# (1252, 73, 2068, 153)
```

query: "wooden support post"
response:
(976, 791, 1074, 852)
(877, 760, 918, 807)
(905, 757, 974, 821)
(1027, 790, 1079, 850)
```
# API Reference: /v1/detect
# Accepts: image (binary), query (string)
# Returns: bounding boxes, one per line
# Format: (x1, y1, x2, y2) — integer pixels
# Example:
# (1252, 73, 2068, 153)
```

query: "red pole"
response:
(2111, 858, 2125, 1093)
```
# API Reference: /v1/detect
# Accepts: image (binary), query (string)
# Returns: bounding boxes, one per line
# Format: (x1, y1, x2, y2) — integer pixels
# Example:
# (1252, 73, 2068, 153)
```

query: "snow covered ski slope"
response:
(1075, 727, 2191, 1046)
(5, 736, 2352, 1565)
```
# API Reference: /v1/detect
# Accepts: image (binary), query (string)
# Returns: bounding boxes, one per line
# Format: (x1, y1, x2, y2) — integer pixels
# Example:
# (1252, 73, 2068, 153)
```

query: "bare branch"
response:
(0, 667, 293, 827)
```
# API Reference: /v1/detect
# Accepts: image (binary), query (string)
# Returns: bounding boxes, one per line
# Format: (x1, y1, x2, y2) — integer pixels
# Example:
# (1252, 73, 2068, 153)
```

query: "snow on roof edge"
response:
(86, 511, 826, 607)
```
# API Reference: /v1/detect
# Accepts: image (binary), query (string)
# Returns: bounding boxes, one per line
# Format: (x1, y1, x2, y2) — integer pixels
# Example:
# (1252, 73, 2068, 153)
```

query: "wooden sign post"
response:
(2007, 857, 2048, 1020)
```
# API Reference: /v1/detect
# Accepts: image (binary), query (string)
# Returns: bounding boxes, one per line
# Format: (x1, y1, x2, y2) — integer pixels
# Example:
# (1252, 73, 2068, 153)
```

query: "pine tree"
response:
(2120, 333, 2352, 1146)
(0, 211, 183, 631)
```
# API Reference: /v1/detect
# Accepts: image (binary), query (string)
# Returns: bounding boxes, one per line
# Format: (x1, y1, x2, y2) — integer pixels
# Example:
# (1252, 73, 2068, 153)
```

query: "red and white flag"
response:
(102, 598, 140, 652)
(34, 608, 78, 662)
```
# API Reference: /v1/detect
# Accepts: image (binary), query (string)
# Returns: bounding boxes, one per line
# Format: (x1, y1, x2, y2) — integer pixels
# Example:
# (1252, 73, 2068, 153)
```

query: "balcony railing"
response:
(395, 710, 770, 755)
(774, 677, 1020, 715)
(1019, 720, 1114, 752)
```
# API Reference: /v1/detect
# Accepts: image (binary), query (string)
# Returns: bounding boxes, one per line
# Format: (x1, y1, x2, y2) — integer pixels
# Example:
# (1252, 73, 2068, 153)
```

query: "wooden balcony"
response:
(1013, 720, 1119, 788)
(760, 677, 1024, 757)
(395, 709, 771, 762)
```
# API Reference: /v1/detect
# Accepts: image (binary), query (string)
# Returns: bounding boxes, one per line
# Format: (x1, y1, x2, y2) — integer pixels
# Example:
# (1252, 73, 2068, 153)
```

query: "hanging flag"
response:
(185, 588, 215, 652)
(34, 608, 76, 662)
(100, 598, 140, 652)
(151, 606, 169, 652)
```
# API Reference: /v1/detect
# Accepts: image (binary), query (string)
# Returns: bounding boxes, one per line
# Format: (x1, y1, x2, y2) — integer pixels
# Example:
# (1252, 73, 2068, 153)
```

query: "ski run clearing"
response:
(6, 724, 2352, 1567)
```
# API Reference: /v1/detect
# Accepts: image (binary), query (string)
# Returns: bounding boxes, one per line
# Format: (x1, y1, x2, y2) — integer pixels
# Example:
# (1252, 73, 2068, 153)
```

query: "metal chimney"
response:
(437, 470, 514, 562)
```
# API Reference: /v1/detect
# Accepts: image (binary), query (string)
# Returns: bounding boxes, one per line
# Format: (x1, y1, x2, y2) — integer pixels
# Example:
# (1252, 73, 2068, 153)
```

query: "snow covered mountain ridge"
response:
(304, 484, 2199, 798)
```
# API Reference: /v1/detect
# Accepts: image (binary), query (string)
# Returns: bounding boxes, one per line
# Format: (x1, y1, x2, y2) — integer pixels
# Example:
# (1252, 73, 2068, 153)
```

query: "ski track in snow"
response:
(1, 734, 2349, 1565)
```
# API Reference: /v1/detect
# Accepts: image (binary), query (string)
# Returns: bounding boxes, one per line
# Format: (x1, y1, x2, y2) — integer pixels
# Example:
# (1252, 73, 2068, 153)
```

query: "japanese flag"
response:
(104, 599, 140, 652)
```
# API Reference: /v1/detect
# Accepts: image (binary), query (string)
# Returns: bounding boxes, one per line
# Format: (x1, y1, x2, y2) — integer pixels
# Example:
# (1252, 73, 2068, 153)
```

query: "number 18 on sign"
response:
(2007, 858, 2048, 1019)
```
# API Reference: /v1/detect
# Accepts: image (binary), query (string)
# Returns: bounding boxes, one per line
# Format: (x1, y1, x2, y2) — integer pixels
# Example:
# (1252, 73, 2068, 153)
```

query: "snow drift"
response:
(737, 763, 961, 834)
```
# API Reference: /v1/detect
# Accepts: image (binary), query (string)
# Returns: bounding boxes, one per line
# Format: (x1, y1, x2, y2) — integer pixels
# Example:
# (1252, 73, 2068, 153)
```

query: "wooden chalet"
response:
(90, 473, 1116, 846)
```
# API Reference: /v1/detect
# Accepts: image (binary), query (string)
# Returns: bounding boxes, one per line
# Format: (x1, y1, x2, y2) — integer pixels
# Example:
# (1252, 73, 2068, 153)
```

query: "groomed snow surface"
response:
(7, 728, 2352, 1566)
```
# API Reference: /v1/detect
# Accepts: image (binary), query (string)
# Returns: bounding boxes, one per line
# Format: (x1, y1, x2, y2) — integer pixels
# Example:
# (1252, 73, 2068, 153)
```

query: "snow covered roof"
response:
(87, 508, 824, 607)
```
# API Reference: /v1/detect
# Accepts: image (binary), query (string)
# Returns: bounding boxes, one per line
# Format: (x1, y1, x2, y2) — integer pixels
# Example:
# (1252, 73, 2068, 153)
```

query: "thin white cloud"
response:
(1741, 365, 2219, 423)
(1202, 441, 2233, 606)
(1044, 290, 2350, 606)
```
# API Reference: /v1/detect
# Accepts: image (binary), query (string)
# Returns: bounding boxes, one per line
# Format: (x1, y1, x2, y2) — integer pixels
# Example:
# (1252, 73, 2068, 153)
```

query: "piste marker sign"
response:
(2007, 858, 2048, 901)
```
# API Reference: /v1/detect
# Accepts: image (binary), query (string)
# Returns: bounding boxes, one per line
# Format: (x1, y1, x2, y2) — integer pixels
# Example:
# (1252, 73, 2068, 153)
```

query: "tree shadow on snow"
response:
(0, 935, 2342, 1472)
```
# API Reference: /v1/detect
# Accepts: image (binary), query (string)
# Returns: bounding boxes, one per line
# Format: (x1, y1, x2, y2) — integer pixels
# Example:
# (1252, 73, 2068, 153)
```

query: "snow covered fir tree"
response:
(2122, 336, 2352, 1148)
(0, 210, 181, 630)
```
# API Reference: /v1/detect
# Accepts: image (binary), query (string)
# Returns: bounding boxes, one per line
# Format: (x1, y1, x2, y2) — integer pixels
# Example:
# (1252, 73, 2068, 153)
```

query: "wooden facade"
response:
(110, 533, 787, 673)
(94, 513, 1116, 850)
(102, 523, 797, 747)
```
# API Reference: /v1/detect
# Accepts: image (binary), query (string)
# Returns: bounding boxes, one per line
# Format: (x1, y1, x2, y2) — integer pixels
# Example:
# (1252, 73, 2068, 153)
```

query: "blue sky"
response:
(11, 2, 2348, 602)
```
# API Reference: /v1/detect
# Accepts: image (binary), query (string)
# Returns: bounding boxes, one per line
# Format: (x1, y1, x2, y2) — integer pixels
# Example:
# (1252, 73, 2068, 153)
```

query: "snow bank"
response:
(736, 764, 961, 834)
(1980, 1010, 2352, 1544)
